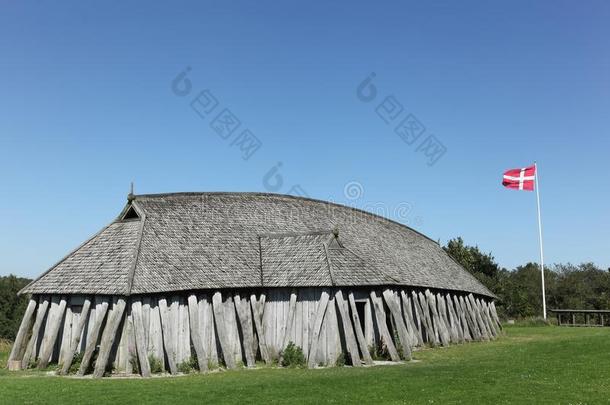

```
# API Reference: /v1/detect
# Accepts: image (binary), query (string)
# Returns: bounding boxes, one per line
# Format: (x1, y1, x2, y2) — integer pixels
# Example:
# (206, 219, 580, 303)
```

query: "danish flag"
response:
(502, 165, 536, 191)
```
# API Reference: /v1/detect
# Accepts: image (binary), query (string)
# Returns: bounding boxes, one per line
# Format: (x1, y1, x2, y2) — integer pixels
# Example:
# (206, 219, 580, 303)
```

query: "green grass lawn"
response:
(1, 326, 609, 404)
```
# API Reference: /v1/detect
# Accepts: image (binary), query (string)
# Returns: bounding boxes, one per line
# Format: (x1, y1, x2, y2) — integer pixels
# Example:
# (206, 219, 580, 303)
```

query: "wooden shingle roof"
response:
(21, 192, 494, 297)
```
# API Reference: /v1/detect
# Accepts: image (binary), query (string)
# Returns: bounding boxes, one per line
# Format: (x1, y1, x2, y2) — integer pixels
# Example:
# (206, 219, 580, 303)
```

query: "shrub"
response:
(335, 352, 346, 367)
(280, 342, 305, 368)
(148, 354, 163, 373)
(69, 351, 84, 374)
(178, 357, 198, 374)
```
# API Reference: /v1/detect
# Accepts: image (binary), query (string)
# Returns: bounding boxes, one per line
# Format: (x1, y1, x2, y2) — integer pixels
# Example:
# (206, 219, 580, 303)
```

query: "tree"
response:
(0, 275, 32, 340)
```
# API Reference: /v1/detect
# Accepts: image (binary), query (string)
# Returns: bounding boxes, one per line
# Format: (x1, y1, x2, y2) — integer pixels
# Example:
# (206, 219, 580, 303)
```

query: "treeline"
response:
(0, 275, 32, 340)
(444, 237, 610, 319)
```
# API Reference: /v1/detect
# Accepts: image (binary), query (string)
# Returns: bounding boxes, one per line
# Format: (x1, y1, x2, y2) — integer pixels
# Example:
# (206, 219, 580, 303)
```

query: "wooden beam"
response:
(187, 294, 208, 372)
(158, 297, 177, 374)
(370, 291, 400, 362)
(489, 301, 503, 331)
(400, 291, 422, 347)
(334, 290, 362, 366)
(425, 290, 449, 346)
(59, 298, 91, 375)
(8, 298, 37, 365)
(445, 294, 464, 343)
(212, 291, 236, 369)
(38, 296, 68, 369)
(234, 293, 256, 368)
(416, 291, 437, 346)
(347, 292, 373, 365)
(78, 298, 110, 375)
(437, 292, 458, 344)
(250, 293, 271, 364)
(307, 290, 330, 368)
(382, 289, 412, 360)
(131, 300, 151, 377)
(278, 290, 298, 364)
(93, 297, 127, 378)
(22, 296, 50, 369)
(453, 295, 472, 341)
(465, 294, 488, 341)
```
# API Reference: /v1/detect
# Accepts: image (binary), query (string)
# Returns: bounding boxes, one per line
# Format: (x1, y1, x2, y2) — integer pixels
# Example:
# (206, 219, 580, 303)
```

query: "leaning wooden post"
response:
(307, 290, 330, 368)
(334, 290, 362, 366)
(21, 296, 50, 369)
(212, 291, 236, 369)
(131, 299, 152, 377)
(38, 296, 68, 369)
(250, 293, 271, 364)
(158, 297, 178, 374)
(78, 298, 110, 375)
(59, 297, 91, 375)
(382, 289, 412, 360)
(370, 291, 400, 362)
(93, 298, 127, 378)
(187, 294, 209, 372)
(278, 290, 298, 365)
(8, 298, 37, 366)
(347, 292, 373, 365)
(234, 293, 256, 368)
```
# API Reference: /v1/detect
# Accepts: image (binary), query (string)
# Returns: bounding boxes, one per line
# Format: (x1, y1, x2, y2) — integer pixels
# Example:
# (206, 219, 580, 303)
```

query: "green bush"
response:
(68, 351, 84, 374)
(178, 357, 198, 374)
(148, 354, 163, 373)
(335, 352, 346, 367)
(280, 342, 305, 368)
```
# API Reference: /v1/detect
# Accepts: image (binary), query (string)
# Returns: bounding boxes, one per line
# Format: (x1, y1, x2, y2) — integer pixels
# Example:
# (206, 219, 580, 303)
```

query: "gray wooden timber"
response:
(382, 289, 412, 360)
(416, 291, 437, 346)
(370, 290, 400, 362)
(278, 290, 298, 364)
(400, 291, 421, 346)
(307, 290, 330, 368)
(250, 293, 271, 364)
(468, 294, 489, 340)
(131, 300, 151, 377)
(158, 297, 178, 374)
(60, 297, 91, 375)
(445, 294, 464, 343)
(38, 296, 67, 369)
(22, 296, 50, 369)
(212, 291, 236, 369)
(187, 294, 208, 371)
(437, 292, 457, 344)
(425, 290, 449, 346)
(234, 293, 256, 367)
(93, 297, 126, 378)
(334, 290, 361, 366)
(347, 291, 373, 365)
(459, 295, 481, 341)
(78, 298, 110, 375)
(453, 294, 472, 341)
(490, 301, 502, 330)
(8, 298, 37, 364)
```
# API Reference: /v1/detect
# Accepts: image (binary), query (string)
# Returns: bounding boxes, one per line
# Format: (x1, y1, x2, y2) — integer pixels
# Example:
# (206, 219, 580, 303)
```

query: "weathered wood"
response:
(459, 295, 481, 340)
(489, 301, 502, 330)
(126, 313, 137, 374)
(78, 298, 110, 375)
(278, 290, 298, 364)
(364, 299, 374, 348)
(234, 293, 255, 367)
(58, 305, 73, 366)
(187, 294, 208, 371)
(426, 290, 449, 346)
(148, 302, 165, 370)
(370, 291, 400, 362)
(93, 298, 126, 377)
(408, 291, 425, 345)
(22, 296, 50, 369)
(347, 292, 373, 365)
(324, 296, 339, 365)
(445, 294, 464, 343)
(453, 294, 472, 341)
(131, 300, 151, 377)
(212, 291, 236, 369)
(401, 291, 423, 346)
(307, 290, 330, 368)
(466, 294, 488, 340)
(437, 292, 458, 344)
(250, 293, 271, 364)
(60, 298, 91, 374)
(8, 298, 37, 364)
(158, 297, 177, 374)
(416, 291, 437, 345)
(382, 289, 412, 360)
(199, 294, 218, 367)
(334, 290, 362, 366)
(38, 296, 68, 368)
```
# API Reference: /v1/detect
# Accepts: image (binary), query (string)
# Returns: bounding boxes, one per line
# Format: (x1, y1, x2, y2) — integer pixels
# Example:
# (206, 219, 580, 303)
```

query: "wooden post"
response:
(158, 297, 178, 374)
(347, 292, 373, 365)
(22, 296, 50, 369)
(381, 289, 412, 360)
(93, 297, 127, 378)
(212, 291, 236, 369)
(234, 293, 256, 368)
(459, 295, 480, 340)
(489, 301, 503, 330)
(187, 294, 208, 372)
(307, 290, 330, 368)
(278, 290, 298, 364)
(425, 290, 449, 346)
(445, 294, 464, 343)
(8, 298, 37, 365)
(78, 298, 110, 375)
(370, 291, 400, 362)
(59, 298, 91, 375)
(467, 295, 489, 340)
(131, 300, 151, 377)
(334, 290, 362, 366)
(416, 291, 437, 346)
(38, 296, 68, 369)
(400, 291, 422, 346)
(455, 295, 472, 341)
(250, 293, 271, 364)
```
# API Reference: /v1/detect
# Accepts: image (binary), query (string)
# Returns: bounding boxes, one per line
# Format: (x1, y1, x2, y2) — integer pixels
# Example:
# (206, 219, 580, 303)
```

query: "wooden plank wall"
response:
(8, 287, 502, 377)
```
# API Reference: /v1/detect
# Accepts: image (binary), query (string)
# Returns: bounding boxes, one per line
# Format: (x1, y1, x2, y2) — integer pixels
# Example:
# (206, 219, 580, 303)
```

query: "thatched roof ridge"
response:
(20, 192, 494, 297)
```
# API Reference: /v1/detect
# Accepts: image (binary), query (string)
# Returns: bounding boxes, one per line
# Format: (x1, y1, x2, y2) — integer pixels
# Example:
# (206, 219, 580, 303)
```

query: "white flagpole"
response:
(534, 162, 547, 319)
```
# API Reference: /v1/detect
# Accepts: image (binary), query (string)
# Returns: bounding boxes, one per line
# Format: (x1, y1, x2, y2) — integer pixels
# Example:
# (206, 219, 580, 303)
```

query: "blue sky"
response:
(1, 1, 608, 279)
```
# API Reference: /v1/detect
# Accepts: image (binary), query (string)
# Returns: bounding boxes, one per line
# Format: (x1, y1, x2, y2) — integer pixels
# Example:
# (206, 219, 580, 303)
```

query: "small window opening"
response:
(122, 205, 140, 220)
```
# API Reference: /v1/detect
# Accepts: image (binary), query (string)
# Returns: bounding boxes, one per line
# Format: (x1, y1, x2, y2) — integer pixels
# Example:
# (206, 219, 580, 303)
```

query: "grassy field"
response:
(1, 326, 609, 404)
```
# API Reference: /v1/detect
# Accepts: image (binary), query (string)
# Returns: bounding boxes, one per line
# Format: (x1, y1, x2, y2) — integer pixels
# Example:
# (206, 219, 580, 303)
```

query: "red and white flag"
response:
(502, 165, 536, 191)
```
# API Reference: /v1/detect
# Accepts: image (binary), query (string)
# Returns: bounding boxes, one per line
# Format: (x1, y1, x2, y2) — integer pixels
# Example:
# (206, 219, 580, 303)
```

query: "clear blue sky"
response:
(1, 1, 608, 279)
